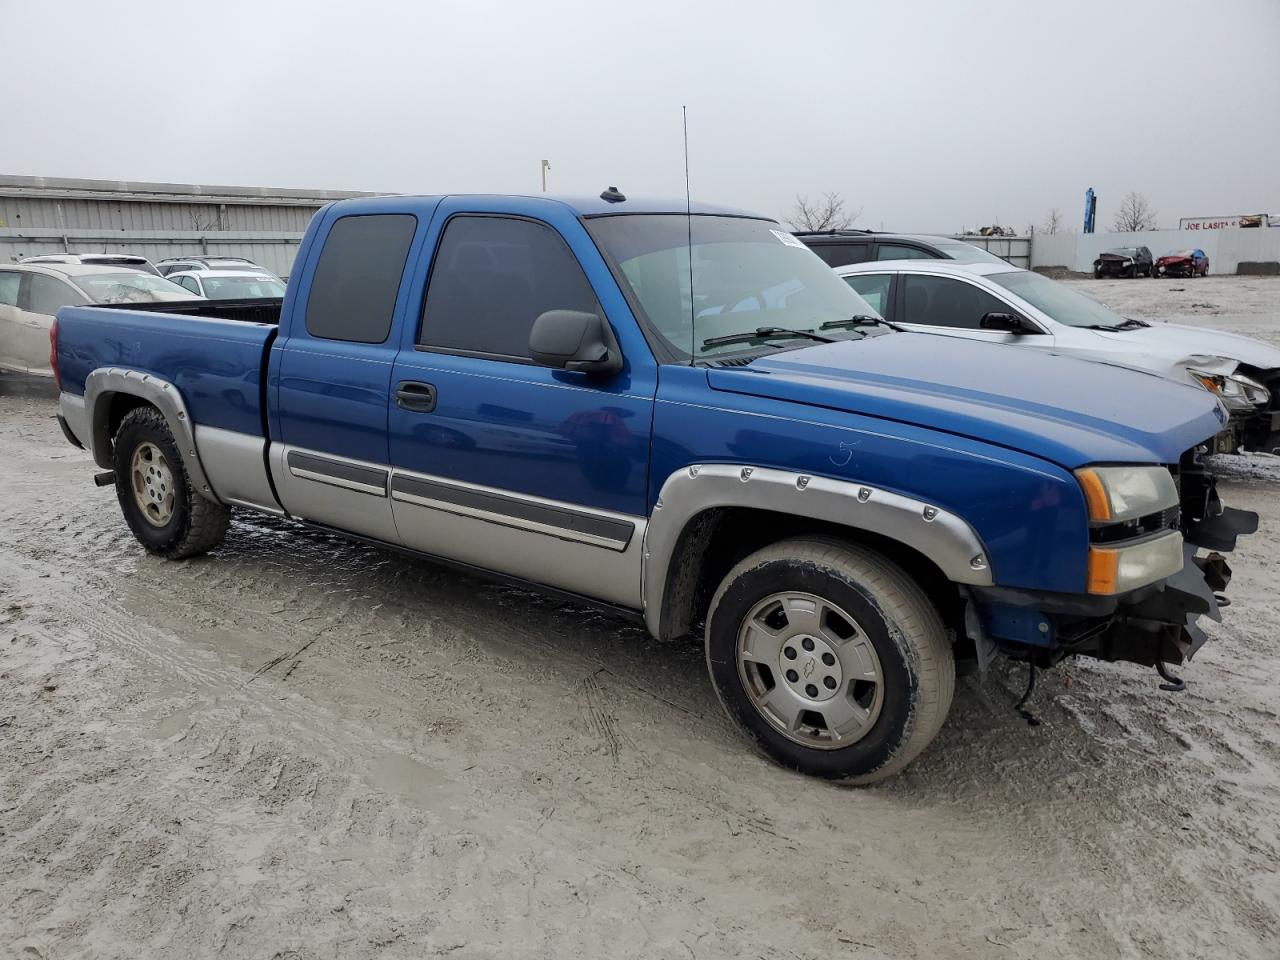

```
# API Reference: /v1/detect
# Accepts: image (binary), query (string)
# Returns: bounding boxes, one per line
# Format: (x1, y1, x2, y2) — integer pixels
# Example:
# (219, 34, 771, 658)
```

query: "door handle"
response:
(395, 380, 437, 412)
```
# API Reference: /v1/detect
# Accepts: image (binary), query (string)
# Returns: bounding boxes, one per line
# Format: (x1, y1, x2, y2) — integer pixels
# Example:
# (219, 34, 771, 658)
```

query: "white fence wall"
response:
(1031, 227, 1280, 274)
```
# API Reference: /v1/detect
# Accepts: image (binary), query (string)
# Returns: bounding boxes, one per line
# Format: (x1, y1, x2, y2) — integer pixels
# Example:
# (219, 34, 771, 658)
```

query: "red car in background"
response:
(1156, 248, 1210, 278)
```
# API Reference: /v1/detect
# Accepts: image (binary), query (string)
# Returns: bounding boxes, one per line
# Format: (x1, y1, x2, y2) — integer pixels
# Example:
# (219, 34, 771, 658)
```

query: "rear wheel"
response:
(113, 406, 230, 558)
(705, 538, 954, 784)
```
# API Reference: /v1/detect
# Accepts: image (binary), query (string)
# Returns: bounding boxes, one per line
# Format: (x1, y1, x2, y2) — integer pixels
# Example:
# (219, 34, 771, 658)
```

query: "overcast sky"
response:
(7, 0, 1278, 232)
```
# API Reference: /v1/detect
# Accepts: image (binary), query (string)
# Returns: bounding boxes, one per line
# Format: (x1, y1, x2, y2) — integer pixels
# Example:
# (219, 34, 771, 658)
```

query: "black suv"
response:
(794, 230, 1007, 268)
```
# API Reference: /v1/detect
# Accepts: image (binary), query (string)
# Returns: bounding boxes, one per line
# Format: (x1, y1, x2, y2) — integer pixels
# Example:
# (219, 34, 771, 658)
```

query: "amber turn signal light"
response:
(1087, 548, 1119, 595)
(1076, 468, 1111, 522)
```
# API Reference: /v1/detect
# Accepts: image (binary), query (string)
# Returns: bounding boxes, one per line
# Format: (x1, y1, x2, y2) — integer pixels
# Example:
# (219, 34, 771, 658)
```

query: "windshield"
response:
(74, 272, 199, 304)
(586, 214, 883, 359)
(202, 275, 286, 299)
(930, 240, 1008, 265)
(988, 270, 1128, 329)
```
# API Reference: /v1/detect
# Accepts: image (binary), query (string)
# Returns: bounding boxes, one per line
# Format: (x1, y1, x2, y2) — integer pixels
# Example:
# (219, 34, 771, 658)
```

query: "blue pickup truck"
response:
(51, 191, 1257, 782)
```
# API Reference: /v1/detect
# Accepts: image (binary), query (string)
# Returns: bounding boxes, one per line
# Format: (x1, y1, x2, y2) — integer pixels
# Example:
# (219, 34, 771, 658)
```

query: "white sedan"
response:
(0, 263, 199, 377)
(165, 269, 285, 299)
(836, 259, 1280, 453)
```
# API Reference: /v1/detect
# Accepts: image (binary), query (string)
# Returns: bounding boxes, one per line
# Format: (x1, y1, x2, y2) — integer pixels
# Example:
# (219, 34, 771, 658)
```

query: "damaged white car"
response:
(837, 260, 1280, 453)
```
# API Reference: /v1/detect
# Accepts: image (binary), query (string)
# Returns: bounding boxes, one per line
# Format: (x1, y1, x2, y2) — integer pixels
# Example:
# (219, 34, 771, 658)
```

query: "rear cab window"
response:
(305, 214, 417, 343)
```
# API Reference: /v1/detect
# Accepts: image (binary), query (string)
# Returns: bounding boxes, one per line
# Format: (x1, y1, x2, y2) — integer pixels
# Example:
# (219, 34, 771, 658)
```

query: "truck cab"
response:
(52, 191, 1257, 783)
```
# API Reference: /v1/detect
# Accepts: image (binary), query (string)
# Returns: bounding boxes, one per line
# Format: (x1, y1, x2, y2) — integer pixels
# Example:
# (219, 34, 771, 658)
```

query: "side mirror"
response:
(979, 311, 1031, 334)
(529, 310, 623, 376)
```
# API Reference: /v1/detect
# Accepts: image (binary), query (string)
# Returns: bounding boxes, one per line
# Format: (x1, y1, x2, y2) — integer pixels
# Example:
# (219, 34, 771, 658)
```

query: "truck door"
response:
(386, 201, 657, 610)
(271, 208, 427, 543)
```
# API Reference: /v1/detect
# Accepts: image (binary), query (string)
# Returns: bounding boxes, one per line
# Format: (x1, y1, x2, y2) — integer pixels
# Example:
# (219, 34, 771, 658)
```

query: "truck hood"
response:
(707, 334, 1226, 468)
(1092, 322, 1280, 373)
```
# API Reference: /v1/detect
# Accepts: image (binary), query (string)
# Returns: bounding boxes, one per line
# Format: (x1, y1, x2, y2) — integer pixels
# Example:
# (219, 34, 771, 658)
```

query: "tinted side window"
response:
(844, 274, 891, 316)
(419, 216, 597, 360)
(176, 276, 201, 295)
(306, 213, 417, 343)
(900, 275, 1013, 329)
(808, 243, 870, 267)
(0, 271, 20, 307)
(876, 243, 936, 261)
(27, 274, 87, 315)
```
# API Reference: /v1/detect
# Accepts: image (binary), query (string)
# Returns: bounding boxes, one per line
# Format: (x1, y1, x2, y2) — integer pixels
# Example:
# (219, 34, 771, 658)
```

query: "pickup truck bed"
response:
(57, 300, 280, 439)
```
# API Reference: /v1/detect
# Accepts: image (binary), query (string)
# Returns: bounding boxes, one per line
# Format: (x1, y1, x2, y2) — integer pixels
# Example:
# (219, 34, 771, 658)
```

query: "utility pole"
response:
(541, 159, 551, 193)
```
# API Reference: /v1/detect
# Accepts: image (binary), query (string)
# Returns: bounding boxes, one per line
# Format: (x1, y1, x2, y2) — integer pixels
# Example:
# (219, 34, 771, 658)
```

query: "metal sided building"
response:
(0, 175, 379, 278)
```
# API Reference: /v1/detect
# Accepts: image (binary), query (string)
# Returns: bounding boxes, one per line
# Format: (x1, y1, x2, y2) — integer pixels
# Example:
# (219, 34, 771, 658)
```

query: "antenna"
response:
(683, 105, 695, 365)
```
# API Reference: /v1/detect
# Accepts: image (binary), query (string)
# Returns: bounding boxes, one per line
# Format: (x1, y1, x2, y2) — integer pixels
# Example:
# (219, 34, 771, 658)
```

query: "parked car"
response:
(155, 256, 275, 278)
(1093, 246, 1154, 278)
(1156, 248, 1210, 278)
(0, 263, 199, 376)
(18, 253, 162, 276)
(167, 269, 286, 299)
(52, 192, 1254, 783)
(795, 229, 1009, 268)
(837, 259, 1280, 452)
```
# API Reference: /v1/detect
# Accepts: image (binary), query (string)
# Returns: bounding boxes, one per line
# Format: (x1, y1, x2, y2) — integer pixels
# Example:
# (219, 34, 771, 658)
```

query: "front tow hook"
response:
(1156, 660, 1186, 693)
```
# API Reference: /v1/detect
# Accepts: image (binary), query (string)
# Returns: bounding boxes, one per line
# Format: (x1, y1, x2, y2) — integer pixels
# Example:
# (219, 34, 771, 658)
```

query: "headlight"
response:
(1187, 368, 1270, 411)
(1075, 465, 1178, 523)
(1086, 533, 1184, 595)
(1076, 465, 1183, 594)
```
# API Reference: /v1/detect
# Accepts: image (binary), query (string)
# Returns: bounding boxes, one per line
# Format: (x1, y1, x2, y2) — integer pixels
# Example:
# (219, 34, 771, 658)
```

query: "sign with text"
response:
(1179, 214, 1267, 230)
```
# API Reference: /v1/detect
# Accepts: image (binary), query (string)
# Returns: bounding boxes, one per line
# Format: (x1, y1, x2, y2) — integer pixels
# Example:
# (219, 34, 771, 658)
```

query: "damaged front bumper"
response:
(967, 451, 1258, 672)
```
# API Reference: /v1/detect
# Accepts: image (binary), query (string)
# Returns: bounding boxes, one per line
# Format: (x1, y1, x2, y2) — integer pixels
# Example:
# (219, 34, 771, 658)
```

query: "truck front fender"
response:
(83, 367, 220, 504)
(642, 464, 994, 639)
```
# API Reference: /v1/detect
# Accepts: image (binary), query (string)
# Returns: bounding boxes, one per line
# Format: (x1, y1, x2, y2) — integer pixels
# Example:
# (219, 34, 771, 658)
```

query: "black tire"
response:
(1094, 267, 1104, 279)
(1124, 265, 1136, 279)
(705, 538, 953, 784)
(112, 405, 230, 559)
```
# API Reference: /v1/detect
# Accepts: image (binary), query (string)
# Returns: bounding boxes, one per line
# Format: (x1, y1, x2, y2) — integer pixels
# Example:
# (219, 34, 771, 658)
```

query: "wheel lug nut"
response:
(823, 676, 837, 689)
(805, 684, 819, 698)
(801, 638, 815, 652)
(785, 669, 799, 683)
(821, 652, 835, 666)
(783, 647, 796, 660)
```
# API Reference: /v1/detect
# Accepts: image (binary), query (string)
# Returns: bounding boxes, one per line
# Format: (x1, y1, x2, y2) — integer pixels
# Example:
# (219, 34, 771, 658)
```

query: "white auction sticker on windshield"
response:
(770, 229, 808, 249)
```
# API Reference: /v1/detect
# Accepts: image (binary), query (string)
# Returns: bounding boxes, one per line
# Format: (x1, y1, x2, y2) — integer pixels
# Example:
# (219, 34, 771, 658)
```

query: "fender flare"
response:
(641, 463, 994, 639)
(84, 367, 220, 504)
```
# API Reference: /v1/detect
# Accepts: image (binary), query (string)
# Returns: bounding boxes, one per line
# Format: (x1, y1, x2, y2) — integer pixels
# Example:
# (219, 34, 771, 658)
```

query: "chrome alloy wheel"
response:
(736, 591, 884, 749)
(131, 441, 176, 527)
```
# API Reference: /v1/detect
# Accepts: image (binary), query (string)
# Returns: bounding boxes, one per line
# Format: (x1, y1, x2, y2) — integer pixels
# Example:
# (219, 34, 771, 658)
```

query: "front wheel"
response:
(705, 538, 954, 784)
(113, 405, 230, 559)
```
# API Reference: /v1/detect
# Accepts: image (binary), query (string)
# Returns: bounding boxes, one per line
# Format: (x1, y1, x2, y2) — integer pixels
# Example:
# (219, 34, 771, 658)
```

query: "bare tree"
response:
(187, 206, 223, 232)
(787, 192, 861, 232)
(1042, 208, 1063, 234)
(1111, 192, 1157, 233)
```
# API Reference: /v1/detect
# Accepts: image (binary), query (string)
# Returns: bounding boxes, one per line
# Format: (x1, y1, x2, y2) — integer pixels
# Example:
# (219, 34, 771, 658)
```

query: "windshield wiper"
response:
(1115, 318, 1150, 329)
(701, 326, 836, 349)
(820, 314, 905, 333)
(1081, 323, 1123, 332)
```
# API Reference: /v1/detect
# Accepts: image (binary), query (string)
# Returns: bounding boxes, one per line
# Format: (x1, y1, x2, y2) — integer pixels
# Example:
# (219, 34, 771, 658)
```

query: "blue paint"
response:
(980, 602, 1055, 648)
(714, 334, 1223, 468)
(56, 306, 273, 436)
